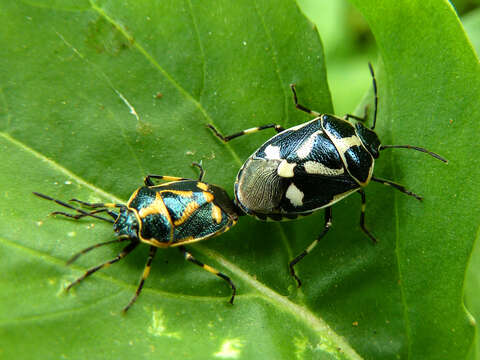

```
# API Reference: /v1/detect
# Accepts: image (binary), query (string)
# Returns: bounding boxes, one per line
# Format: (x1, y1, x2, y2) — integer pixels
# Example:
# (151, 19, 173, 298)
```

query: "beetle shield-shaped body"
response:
(235, 115, 379, 219)
(121, 180, 238, 247)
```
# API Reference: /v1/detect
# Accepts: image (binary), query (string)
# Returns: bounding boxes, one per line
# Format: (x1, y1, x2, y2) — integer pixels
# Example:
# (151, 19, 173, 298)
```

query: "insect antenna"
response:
(33, 192, 116, 223)
(379, 145, 448, 163)
(368, 62, 378, 130)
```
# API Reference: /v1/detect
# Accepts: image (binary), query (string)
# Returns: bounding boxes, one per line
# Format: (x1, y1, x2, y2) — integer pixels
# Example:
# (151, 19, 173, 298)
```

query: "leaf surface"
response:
(0, 1, 479, 359)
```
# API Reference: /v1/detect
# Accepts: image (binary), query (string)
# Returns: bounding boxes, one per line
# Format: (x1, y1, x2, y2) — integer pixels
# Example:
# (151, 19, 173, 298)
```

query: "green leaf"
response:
(1, 1, 479, 360)
(463, 6, 480, 360)
(347, 0, 480, 359)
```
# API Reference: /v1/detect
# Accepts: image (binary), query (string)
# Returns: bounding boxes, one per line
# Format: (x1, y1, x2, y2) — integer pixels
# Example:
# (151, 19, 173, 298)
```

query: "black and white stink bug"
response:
(34, 163, 239, 312)
(207, 64, 447, 286)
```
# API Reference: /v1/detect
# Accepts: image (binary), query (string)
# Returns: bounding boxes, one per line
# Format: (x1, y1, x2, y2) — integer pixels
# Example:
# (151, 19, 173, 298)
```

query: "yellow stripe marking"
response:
(173, 201, 200, 226)
(204, 192, 214, 203)
(156, 176, 186, 182)
(211, 204, 223, 224)
(102, 203, 118, 208)
(135, 192, 174, 243)
(139, 192, 170, 219)
(127, 188, 140, 205)
(197, 182, 209, 191)
(161, 190, 194, 197)
(140, 238, 171, 248)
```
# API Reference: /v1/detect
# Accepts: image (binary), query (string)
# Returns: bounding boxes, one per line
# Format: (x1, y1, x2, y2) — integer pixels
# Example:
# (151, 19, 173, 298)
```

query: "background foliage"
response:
(0, 0, 479, 359)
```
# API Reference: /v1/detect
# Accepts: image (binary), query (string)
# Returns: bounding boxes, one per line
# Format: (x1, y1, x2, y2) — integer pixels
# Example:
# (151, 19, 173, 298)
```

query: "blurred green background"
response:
(298, 0, 480, 115)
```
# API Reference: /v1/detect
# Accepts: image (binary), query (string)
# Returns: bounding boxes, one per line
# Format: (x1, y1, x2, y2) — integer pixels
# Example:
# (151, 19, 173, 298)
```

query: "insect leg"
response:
(192, 161, 205, 181)
(144, 175, 189, 186)
(358, 189, 377, 243)
(289, 207, 332, 287)
(368, 63, 378, 129)
(371, 176, 423, 201)
(345, 112, 368, 122)
(289, 84, 321, 117)
(144, 175, 191, 186)
(179, 246, 236, 304)
(345, 63, 378, 128)
(66, 237, 130, 265)
(65, 241, 139, 292)
(206, 123, 285, 143)
(123, 246, 158, 313)
(145, 162, 206, 186)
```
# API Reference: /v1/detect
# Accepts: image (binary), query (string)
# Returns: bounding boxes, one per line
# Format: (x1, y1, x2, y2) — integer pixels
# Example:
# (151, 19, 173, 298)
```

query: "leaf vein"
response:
(55, 31, 146, 178)
(0, 132, 123, 202)
(186, 0, 206, 101)
(89, 0, 243, 166)
(198, 245, 363, 360)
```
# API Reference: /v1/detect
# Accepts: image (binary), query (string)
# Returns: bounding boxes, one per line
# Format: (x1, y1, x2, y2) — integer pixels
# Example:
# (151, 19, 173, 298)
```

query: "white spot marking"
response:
(334, 135, 363, 156)
(304, 161, 344, 176)
(214, 338, 244, 359)
(286, 183, 304, 207)
(296, 130, 323, 159)
(64, 180, 72, 185)
(264, 144, 281, 160)
(67, 231, 76, 237)
(277, 160, 296, 178)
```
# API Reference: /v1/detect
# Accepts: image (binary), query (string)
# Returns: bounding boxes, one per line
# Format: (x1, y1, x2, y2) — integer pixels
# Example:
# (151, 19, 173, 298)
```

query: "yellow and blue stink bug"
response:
(34, 163, 239, 312)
